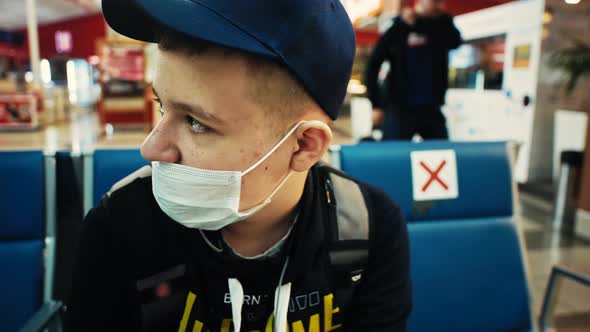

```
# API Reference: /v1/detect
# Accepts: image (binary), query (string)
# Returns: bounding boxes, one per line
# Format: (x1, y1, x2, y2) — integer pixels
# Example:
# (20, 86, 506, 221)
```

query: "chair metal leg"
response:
(539, 266, 590, 332)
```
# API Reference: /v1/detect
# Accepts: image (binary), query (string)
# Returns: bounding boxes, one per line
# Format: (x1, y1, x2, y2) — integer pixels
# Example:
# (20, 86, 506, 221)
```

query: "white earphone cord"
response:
(274, 256, 291, 332)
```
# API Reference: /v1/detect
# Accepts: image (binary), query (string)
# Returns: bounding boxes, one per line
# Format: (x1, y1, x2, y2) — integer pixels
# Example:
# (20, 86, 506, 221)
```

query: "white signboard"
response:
(350, 97, 373, 140)
(341, 0, 381, 23)
(411, 150, 459, 201)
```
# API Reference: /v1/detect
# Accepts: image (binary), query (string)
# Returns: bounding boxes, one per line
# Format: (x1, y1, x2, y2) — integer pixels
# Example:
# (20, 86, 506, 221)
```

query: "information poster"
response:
(101, 44, 146, 97)
(513, 44, 531, 68)
(98, 41, 149, 126)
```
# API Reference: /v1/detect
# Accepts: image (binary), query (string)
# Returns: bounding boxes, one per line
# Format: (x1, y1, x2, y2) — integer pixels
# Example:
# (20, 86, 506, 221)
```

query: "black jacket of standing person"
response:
(365, 14, 462, 109)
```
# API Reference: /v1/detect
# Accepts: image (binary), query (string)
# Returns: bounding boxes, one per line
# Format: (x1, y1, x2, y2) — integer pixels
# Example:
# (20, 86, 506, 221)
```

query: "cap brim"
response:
(102, 0, 277, 58)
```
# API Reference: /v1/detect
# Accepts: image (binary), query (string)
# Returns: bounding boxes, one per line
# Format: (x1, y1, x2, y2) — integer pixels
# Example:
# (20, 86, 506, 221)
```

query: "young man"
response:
(365, 0, 462, 140)
(67, 1, 411, 331)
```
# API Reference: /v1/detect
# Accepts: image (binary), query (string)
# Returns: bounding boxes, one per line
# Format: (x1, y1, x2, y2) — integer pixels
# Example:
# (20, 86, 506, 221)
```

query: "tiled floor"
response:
(1, 111, 589, 331)
(519, 191, 590, 331)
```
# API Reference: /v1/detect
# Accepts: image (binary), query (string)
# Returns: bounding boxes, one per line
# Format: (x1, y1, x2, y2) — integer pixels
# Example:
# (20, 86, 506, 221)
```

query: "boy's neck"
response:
(221, 171, 307, 257)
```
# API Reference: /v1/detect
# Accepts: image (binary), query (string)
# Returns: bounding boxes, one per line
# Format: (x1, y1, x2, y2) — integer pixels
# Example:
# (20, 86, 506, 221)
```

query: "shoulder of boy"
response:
(108, 165, 153, 197)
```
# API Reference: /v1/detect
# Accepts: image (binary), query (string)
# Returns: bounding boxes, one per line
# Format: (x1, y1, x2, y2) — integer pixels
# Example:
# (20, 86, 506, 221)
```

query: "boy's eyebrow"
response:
(152, 86, 224, 125)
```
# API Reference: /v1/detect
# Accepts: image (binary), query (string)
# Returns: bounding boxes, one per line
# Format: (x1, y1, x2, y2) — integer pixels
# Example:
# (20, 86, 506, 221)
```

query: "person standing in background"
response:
(365, 0, 462, 140)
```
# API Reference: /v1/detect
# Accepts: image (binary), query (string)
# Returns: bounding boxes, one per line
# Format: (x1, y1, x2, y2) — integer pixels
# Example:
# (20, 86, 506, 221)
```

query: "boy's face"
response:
(142, 49, 298, 211)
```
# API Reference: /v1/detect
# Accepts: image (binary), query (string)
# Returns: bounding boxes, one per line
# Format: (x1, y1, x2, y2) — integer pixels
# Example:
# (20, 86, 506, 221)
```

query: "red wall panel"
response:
(16, 13, 106, 61)
(407, 0, 513, 16)
(0, 43, 29, 61)
(36, 13, 106, 59)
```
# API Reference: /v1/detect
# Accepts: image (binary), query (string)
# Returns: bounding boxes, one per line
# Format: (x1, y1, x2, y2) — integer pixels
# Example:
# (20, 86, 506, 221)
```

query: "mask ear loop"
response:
(241, 121, 306, 176)
(241, 120, 332, 177)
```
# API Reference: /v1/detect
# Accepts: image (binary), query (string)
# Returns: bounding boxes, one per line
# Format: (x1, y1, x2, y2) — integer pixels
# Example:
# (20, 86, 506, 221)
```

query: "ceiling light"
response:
(565, 0, 580, 4)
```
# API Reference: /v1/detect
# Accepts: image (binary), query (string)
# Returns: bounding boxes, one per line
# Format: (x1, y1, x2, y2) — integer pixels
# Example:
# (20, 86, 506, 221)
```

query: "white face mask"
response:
(152, 121, 326, 231)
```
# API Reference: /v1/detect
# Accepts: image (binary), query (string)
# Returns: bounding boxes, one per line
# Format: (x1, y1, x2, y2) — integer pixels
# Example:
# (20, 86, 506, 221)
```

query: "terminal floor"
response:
(1, 111, 589, 331)
(520, 192, 590, 331)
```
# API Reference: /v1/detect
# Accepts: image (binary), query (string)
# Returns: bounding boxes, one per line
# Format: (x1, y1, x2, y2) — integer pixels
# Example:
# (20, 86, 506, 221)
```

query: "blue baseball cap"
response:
(101, 0, 356, 120)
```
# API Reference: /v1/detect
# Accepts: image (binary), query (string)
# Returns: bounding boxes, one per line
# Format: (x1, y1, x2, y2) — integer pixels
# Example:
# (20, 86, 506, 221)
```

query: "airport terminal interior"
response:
(1, 0, 590, 331)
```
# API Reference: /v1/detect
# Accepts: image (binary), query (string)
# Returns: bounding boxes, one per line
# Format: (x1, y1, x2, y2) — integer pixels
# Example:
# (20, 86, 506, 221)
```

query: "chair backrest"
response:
(0, 151, 49, 331)
(84, 149, 149, 213)
(331, 141, 532, 332)
(332, 141, 514, 222)
(407, 218, 532, 331)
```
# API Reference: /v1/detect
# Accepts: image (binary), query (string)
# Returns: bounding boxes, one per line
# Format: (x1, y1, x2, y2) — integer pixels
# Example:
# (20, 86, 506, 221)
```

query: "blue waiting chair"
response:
(408, 219, 532, 332)
(331, 141, 534, 332)
(83, 148, 149, 214)
(331, 141, 514, 222)
(0, 150, 61, 331)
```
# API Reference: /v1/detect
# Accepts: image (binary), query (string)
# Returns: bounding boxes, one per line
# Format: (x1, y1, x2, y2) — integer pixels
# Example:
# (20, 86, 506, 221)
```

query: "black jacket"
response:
(66, 164, 411, 331)
(365, 14, 462, 108)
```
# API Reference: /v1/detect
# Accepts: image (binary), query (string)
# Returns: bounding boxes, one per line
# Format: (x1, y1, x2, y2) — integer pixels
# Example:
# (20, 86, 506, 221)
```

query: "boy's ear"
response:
(290, 121, 333, 172)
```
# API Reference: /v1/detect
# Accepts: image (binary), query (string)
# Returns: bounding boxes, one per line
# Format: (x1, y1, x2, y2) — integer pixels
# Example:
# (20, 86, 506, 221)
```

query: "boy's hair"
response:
(157, 28, 313, 132)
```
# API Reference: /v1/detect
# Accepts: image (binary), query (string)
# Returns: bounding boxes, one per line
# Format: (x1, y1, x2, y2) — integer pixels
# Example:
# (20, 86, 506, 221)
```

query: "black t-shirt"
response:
(66, 165, 411, 331)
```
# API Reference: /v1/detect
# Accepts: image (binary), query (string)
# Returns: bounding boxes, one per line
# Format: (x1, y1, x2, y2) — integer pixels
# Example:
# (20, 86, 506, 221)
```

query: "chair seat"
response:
(407, 218, 532, 332)
(0, 240, 43, 332)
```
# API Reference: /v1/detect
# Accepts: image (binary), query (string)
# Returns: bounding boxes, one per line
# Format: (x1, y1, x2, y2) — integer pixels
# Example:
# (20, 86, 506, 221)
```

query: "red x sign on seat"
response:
(420, 160, 448, 192)
(411, 150, 459, 201)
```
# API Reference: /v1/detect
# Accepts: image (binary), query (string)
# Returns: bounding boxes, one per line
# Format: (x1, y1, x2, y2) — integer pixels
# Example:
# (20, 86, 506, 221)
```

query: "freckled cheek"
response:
(238, 148, 255, 186)
(252, 139, 266, 160)
(238, 148, 248, 164)
(240, 173, 265, 202)
(177, 139, 206, 166)
(238, 142, 262, 167)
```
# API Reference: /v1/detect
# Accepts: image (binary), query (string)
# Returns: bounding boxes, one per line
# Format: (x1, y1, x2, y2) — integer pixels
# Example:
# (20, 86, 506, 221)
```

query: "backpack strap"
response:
(319, 164, 372, 312)
(107, 165, 152, 197)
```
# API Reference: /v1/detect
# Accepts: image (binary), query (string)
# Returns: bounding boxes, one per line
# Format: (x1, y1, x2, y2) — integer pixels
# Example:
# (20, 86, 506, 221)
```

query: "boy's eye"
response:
(185, 115, 209, 133)
(152, 98, 209, 134)
(154, 98, 164, 115)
